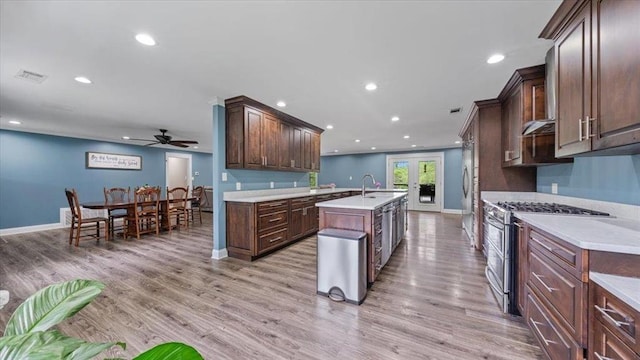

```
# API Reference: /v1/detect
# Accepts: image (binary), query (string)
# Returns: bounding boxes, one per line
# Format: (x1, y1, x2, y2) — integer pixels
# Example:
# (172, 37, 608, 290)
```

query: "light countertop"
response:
(315, 191, 407, 210)
(590, 272, 640, 312)
(515, 213, 640, 255)
(223, 187, 406, 203)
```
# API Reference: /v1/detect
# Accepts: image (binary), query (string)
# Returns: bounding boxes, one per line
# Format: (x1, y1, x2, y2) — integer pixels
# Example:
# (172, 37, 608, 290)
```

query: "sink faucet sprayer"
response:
(361, 174, 376, 197)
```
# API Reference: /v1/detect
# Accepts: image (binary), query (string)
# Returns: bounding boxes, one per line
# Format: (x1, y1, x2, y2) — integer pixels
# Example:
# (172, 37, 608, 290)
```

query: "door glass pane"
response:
(392, 161, 409, 190)
(418, 160, 436, 204)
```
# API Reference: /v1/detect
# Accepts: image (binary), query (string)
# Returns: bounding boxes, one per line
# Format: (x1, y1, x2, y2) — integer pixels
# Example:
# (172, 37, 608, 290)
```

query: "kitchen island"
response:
(316, 192, 408, 285)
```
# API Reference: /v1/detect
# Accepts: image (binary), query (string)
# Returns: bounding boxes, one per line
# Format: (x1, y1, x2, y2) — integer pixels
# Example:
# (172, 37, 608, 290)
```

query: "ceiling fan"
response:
(129, 129, 198, 148)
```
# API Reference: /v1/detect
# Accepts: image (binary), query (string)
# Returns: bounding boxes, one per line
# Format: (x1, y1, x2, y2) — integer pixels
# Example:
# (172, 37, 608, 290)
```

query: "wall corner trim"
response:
(211, 248, 228, 260)
(442, 209, 463, 215)
(0, 223, 65, 236)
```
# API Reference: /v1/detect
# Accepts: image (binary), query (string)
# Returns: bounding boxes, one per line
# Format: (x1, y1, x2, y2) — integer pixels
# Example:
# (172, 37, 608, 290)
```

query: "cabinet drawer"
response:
(526, 286, 583, 360)
(315, 194, 332, 202)
(592, 319, 639, 360)
(529, 248, 586, 344)
(257, 200, 288, 213)
(529, 229, 585, 279)
(257, 227, 288, 253)
(258, 209, 288, 231)
(291, 196, 315, 207)
(593, 283, 640, 354)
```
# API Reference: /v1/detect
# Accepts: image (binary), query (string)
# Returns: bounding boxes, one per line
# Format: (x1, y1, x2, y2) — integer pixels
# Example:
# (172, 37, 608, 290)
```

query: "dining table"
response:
(81, 196, 195, 235)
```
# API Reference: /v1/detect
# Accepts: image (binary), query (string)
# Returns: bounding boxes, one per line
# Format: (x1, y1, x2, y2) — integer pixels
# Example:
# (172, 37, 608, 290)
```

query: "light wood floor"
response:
(0, 212, 542, 359)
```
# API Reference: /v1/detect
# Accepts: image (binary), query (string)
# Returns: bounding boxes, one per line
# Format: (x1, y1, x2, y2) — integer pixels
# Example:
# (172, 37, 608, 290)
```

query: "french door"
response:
(386, 153, 443, 212)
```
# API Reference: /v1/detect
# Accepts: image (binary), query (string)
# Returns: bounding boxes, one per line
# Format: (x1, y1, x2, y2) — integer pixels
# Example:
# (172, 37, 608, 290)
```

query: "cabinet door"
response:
(244, 107, 264, 169)
(502, 86, 522, 165)
(262, 113, 279, 169)
(302, 130, 312, 170)
(516, 221, 528, 316)
(279, 122, 292, 169)
(289, 206, 304, 240)
(311, 132, 321, 171)
(292, 127, 303, 170)
(225, 106, 244, 168)
(555, 3, 592, 157)
(591, 0, 640, 151)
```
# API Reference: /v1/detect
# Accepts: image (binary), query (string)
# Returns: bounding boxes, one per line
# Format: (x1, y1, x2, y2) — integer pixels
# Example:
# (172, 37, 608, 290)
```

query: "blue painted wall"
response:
(0, 130, 213, 229)
(319, 148, 463, 210)
(537, 154, 640, 205)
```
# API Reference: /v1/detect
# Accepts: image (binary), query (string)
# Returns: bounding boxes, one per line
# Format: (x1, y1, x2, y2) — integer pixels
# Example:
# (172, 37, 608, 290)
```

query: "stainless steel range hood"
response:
(523, 47, 556, 136)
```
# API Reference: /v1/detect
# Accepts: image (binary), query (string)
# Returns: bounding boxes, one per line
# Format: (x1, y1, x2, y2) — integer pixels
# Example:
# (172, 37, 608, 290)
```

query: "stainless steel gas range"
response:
(483, 201, 609, 315)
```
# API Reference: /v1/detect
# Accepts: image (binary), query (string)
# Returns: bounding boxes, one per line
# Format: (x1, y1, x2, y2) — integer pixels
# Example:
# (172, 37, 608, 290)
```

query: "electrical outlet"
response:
(270, 181, 274, 188)
(222, 172, 227, 181)
(294, 181, 297, 187)
(349, 176, 352, 181)
(551, 183, 558, 194)
(194, 171, 200, 176)
(236, 182, 241, 190)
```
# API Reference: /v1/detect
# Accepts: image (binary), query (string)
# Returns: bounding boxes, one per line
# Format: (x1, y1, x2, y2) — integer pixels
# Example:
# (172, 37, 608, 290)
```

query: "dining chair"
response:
(167, 186, 189, 234)
(125, 186, 161, 240)
(64, 188, 110, 246)
(103, 186, 130, 238)
(188, 186, 204, 225)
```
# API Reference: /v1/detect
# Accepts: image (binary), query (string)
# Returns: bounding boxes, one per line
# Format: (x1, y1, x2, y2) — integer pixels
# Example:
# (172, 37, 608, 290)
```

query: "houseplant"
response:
(0, 279, 203, 359)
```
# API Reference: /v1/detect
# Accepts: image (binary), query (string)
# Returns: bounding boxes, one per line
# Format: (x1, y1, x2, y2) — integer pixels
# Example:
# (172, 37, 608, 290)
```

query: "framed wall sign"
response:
(86, 152, 142, 170)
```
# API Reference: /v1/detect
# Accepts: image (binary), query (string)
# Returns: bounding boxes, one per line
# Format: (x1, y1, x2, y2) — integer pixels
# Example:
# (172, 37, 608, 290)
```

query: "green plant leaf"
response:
(133, 342, 203, 360)
(0, 330, 123, 360)
(4, 279, 104, 336)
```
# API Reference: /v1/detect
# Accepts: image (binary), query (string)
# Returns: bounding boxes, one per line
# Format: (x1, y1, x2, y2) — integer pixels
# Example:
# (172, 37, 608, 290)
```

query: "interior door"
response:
(387, 153, 443, 212)
(166, 152, 192, 191)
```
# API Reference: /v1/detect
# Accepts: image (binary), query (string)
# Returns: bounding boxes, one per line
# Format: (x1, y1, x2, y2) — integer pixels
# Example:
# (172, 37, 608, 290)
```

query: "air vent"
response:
(15, 69, 48, 84)
(449, 107, 462, 114)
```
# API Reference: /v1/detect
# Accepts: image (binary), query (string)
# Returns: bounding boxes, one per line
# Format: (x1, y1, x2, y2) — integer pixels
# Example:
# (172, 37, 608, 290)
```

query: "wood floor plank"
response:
(0, 212, 542, 359)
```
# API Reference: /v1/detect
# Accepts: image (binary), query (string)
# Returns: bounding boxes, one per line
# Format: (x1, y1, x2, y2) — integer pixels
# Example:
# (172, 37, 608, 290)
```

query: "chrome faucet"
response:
(361, 174, 376, 197)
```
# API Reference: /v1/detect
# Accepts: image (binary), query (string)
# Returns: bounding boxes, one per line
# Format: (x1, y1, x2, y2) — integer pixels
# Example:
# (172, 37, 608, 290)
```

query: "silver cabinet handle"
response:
(530, 320, 557, 346)
(586, 116, 596, 139)
(531, 237, 554, 253)
(269, 236, 282, 243)
(594, 352, 614, 360)
(594, 305, 632, 327)
(268, 217, 282, 223)
(532, 272, 558, 293)
(578, 118, 583, 141)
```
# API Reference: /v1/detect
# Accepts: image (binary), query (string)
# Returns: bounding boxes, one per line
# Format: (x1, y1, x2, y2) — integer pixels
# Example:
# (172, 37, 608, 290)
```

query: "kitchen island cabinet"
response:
(316, 192, 407, 285)
(540, 0, 640, 157)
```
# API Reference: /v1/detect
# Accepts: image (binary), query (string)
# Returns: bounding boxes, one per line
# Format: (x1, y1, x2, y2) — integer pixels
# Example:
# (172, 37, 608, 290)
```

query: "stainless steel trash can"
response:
(317, 228, 367, 305)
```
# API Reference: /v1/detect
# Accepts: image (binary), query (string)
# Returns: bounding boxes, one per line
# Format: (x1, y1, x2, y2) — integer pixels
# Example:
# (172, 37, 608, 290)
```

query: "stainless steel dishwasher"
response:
(382, 203, 395, 266)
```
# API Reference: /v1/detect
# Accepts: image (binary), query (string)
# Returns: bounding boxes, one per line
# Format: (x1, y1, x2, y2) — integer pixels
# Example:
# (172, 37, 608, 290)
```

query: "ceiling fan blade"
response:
(170, 142, 189, 148)
(144, 141, 161, 146)
(170, 140, 198, 144)
(128, 138, 155, 142)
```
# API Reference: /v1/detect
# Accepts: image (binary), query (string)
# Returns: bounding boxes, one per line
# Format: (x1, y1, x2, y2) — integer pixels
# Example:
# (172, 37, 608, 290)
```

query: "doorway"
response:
(386, 152, 443, 212)
(166, 152, 192, 191)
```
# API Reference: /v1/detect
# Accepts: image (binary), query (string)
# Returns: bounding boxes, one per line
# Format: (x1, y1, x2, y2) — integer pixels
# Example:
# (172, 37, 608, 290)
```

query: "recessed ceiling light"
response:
(326, 125, 334, 129)
(454, 140, 461, 144)
(391, 116, 400, 122)
(122, 136, 130, 140)
(365, 83, 377, 91)
(355, 139, 360, 143)
(334, 149, 339, 153)
(135, 33, 156, 46)
(276, 101, 286, 107)
(411, 144, 416, 148)
(193, 146, 199, 149)
(487, 54, 505, 64)
(74, 76, 92, 84)
(371, 146, 376, 150)
(9, 120, 21, 125)
(403, 135, 410, 139)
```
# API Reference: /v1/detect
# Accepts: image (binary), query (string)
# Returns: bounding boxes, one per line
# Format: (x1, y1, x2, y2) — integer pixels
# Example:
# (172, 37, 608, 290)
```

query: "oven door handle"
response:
(484, 216, 504, 230)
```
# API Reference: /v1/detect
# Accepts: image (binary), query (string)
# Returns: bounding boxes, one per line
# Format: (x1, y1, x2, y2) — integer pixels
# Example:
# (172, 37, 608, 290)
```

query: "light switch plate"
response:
(349, 176, 352, 181)
(270, 181, 274, 188)
(222, 172, 227, 181)
(294, 181, 297, 187)
(236, 182, 241, 190)
(551, 183, 558, 194)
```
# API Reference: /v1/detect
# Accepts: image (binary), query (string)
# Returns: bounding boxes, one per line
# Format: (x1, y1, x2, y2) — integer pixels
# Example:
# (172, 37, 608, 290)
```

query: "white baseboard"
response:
(211, 248, 228, 260)
(442, 209, 463, 214)
(0, 222, 65, 236)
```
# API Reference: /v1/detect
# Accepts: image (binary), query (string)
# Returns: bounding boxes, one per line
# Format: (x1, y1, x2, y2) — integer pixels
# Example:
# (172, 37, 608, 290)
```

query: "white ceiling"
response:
(0, 1, 560, 155)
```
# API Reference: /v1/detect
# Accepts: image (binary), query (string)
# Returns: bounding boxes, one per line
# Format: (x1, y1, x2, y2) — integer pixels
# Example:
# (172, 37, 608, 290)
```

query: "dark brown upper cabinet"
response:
(498, 65, 571, 166)
(225, 96, 323, 172)
(540, 0, 640, 157)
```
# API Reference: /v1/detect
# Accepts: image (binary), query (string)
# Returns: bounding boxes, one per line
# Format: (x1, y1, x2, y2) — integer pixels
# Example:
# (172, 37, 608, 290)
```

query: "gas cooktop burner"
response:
(496, 201, 609, 216)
